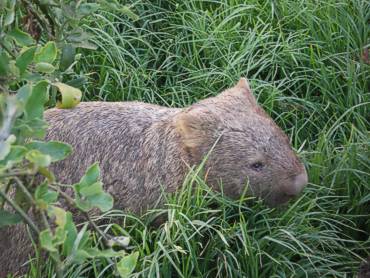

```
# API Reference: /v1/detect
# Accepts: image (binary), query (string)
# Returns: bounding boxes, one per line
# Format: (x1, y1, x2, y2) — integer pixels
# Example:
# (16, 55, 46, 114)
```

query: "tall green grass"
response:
(35, 0, 370, 277)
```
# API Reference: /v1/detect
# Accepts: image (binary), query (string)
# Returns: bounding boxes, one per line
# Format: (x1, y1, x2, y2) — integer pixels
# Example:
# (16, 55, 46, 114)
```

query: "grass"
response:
(30, 0, 370, 277)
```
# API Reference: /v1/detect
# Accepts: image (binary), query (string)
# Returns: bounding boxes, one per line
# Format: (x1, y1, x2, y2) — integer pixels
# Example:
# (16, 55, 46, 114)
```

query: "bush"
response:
(0, 1, 139, 277)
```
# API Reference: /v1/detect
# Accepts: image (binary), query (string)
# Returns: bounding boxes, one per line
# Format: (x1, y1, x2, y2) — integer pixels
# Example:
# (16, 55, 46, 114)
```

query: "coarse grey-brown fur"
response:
(45, 102, 187, 215)
(0, 78, 308, 276)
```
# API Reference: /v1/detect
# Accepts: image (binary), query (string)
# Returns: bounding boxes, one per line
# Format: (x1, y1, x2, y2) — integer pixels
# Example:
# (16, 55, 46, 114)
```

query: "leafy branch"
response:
(0, 0, 139, 276)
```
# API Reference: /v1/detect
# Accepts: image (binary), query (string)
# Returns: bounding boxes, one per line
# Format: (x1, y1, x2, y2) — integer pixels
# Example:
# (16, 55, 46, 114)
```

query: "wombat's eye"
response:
(251, 162, 264, 172)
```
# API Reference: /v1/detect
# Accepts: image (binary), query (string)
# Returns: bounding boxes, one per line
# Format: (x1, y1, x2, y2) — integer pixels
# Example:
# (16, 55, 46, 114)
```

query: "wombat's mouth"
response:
(261, 169, 308, 207)
(263, 191, 297, 207)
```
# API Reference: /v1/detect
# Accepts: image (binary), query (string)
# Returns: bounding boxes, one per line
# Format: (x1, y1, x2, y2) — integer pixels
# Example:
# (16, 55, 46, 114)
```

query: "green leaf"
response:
(53, 226, 67, 246)
(78, 3, 100, 16)
(40, 229, 57, 252)
(16, 46, 37, 75)
(66, 29, 97, 49)
(75, 190, 113, 212)
(73, 249, 92, 264)
(79, 181, 103, 197)
(76, 192, 113, 212)
(15, 84, 48, 138)
(24, 80, 49, 119)
(26, 149, 52, 167)
(34, 41, 58, 64)
(22, 72, 43, 82)
(49, 206, 67, 227)
(119, 6, 139, 21)
(0, 210, 22, 228)
(98, 2, 138, 21)
(53, 82, 82, 109)
(84, 247, 126, 258)
(66, 76, 87, 88)
(107, 236, 130, 248)
(4, 9, 15, 26)
(70, 247, 127, 265)
(74, 195, 92, 212)
(71, 41, 97, 50)
(8, 28, 34, 46)
(35, 62, 55, 73)
(60, 44, 76, 71)
(15, 117, 47, 139)
(0, 51, 10, 76)
(62, 212, 77, 256)
(4, 12, 15, 26)
(5, 146, 27, 163)
(117, 252, 139, 278)
(88, 192, 113, 212)
(0, 136, 12, 161)
(78, 163, 100, 188)
(66, 29, 93, 43)
(8, 60, 20, 77)
(68, 224, 91, 262)
(74, 163, 113, 212)
(38, 166, 56, 183)
(61, 3, 77, 21)
(15, 82, 48, 139)
(0, 145, 27, 170)
(16, 84, 32, 104)
(26, 141, 72, 162)
(35, 182, 58, 208)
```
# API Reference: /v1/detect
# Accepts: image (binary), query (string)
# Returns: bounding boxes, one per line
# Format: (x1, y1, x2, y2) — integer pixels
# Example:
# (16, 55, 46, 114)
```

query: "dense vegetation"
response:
(1, 0, 369, 277)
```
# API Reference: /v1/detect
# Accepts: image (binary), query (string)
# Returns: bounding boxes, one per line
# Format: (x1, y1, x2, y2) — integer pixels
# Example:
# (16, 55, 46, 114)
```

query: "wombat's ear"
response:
(235, 77, 257, 106)
(236, 77, 251, 91)
(174, 109, 215, 149)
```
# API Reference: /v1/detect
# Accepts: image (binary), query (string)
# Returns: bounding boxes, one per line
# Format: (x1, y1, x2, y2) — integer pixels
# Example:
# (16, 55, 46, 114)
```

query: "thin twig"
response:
(15, 178, 65, 278)
(50, 186, 116, 243)
(12, 176, 35, 205)
(83, 212, 111, 242)
(0, 172, 33, 179)
(50, 184, 75, 205)
(0, 170, 35, 179)
(0, 189, 40, 234)
(0, 180, 12, 209)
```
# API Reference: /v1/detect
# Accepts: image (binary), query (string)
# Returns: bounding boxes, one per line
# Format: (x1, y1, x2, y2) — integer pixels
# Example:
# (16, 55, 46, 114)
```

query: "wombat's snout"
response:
(286, 168, 308, 197)
(268, 168, 308, 207)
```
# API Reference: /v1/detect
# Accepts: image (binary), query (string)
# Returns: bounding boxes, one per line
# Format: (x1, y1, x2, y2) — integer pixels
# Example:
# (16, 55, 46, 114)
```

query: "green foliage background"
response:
(78, 0, 369, 277)
(1, 0, 369, 277)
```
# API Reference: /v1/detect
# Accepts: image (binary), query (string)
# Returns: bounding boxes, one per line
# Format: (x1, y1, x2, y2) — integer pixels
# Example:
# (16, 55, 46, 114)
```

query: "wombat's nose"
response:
(286, 169, 308, 196)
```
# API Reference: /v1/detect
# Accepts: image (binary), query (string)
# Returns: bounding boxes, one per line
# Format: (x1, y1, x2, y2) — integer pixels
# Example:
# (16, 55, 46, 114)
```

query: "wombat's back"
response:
(45, 102, 178, 181)
(45, 102, 179, 144)
(44, 102, 184, 213)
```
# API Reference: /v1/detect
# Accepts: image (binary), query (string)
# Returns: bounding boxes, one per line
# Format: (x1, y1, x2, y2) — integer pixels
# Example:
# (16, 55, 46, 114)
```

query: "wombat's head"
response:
(175, 78, 307, 206)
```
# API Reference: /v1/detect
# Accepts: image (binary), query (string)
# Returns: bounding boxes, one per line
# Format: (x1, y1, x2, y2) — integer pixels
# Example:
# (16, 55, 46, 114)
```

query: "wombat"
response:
(45, 78, 307, 210)
(0, 78, 307, 276)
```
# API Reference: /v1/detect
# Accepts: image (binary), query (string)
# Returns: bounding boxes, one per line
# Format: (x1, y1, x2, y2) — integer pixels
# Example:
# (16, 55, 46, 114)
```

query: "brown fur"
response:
(0, 78, 307, 276)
